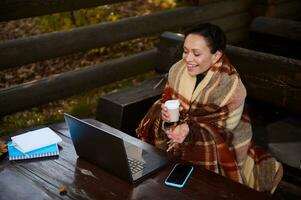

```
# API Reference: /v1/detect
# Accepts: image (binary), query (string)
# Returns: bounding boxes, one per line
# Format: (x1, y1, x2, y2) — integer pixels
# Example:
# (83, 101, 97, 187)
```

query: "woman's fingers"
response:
(162, 114, 169, 122)
(161, 104, 170, 122)
(167, 129, 177, 140)
(167, 123, 189, 144)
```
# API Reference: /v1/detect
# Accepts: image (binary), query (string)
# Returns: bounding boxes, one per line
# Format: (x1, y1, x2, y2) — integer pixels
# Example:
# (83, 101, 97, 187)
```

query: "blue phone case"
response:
(164, 163, 194, 188)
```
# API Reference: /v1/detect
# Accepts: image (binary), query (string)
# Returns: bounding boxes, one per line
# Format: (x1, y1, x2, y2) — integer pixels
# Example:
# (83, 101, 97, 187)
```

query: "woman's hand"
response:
(166, 123, 189, 144)
(161, 104, 170, 122)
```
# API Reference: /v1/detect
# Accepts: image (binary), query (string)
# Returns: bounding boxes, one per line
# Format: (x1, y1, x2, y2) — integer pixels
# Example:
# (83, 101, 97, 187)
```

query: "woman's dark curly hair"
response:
(184, 23, 226, 54)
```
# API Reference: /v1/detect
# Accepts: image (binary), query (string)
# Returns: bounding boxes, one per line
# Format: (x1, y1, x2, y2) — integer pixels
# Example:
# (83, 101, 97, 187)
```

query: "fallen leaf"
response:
(59, 185, 68, 195)
(0, 140, 8, 156)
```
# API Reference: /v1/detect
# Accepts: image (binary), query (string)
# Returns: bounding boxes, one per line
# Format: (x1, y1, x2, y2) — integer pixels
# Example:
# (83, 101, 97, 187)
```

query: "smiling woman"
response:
(182, 24, 224, 76)
(136, 23, 283, 193)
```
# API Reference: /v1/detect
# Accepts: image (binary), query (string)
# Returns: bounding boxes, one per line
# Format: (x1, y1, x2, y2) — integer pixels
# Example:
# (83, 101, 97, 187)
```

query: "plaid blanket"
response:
(136, 55, 282, 192)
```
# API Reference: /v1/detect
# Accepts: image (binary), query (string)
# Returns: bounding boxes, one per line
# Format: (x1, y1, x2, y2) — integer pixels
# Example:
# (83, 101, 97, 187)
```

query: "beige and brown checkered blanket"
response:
(136, 55, 282, 192)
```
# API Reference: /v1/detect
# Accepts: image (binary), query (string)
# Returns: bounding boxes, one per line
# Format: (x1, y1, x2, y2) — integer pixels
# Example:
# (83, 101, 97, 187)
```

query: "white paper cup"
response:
(165, 100, 180, 122)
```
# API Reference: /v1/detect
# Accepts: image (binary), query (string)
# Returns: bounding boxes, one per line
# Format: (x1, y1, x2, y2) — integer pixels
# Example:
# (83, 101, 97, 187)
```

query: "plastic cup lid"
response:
(165, 99, 180, 109)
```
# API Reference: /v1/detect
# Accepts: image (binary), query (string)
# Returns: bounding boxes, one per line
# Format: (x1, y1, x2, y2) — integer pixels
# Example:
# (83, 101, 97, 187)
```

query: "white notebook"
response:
(11, 127, 62, 153)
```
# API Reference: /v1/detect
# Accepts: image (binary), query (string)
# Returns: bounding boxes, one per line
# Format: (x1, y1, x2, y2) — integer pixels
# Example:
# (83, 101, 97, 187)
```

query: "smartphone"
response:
(164, 163, 194, 188)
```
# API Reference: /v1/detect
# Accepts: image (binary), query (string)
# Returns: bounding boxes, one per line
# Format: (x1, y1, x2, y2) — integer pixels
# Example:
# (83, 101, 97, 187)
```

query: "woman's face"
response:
(182, 33, 221, 76)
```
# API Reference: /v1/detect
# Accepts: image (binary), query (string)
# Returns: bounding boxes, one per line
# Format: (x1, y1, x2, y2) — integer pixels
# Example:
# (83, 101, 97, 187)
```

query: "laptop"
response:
(64, 113, 170, 183)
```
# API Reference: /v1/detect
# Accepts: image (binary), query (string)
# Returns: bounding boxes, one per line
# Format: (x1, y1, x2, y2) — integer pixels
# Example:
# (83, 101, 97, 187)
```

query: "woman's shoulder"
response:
(169, 59, 185, 76)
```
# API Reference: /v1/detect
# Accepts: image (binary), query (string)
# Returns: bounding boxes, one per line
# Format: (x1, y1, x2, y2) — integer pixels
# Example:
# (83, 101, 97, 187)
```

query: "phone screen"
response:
(165, 163, 193, 188)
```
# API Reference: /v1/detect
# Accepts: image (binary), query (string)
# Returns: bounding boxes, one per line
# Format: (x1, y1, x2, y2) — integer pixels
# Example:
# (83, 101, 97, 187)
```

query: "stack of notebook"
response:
(7, 127, 62, 160)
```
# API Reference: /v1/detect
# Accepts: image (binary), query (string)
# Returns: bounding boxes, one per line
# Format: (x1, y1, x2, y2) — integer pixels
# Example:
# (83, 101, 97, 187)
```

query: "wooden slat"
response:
(0, 0, 132, 22)
(192, 0, 224, 5)
(226, 46, 301, 113)
(0, 49, 157, 117)
(270, 0, 301, 18)
(0, 165, 62, 199)
(0, 0, 250, 69)
(11, 137, 128, 200)
(251, 17, 301, 41)
(226, 28, 248, 44)
(250, 16, 301, 59)
(96, 75, 166, 136)
(253, 0, 292, 5)
(211, 12, 251, 32)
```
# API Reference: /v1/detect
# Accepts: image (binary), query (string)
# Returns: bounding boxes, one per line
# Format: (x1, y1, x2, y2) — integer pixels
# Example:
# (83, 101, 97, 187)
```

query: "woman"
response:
(136, 23, 282, 193)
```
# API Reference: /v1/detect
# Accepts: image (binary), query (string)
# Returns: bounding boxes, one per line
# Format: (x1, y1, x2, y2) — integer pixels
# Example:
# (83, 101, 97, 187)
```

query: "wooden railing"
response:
(0, 1, 251, 69)
(0, 0, 252, 117)
(0, 0, 300, 117)
(0, 0, 133, 22)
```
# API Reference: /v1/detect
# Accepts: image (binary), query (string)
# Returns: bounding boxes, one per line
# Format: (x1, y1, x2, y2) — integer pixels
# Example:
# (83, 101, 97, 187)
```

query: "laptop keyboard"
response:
(128, 157, 145, 174)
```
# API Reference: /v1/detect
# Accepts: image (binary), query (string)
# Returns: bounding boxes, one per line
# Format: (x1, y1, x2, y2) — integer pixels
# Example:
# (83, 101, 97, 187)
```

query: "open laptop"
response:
(64, 113, 170, 183)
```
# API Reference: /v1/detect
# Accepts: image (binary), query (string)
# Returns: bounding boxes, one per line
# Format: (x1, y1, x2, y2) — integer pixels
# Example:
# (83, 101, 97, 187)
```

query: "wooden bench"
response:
(249, 16, 301, 60)
(96, 75, 166, 137)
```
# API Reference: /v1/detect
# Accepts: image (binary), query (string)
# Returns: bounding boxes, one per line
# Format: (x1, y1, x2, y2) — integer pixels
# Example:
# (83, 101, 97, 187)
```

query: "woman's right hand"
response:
(161, 104, 170, 122)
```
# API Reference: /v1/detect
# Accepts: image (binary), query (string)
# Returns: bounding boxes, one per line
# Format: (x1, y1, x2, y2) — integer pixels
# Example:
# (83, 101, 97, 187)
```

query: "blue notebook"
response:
(7, 141, 59, 160)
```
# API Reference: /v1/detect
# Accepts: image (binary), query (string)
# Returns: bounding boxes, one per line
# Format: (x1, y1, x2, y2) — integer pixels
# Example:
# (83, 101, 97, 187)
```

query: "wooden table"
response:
(0, 119, 273, 200)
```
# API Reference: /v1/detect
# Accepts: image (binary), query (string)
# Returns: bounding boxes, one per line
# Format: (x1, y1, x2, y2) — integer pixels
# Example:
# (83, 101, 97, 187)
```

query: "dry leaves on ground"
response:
(59, 185, 68, 195)
(0, 140, 8, 156)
